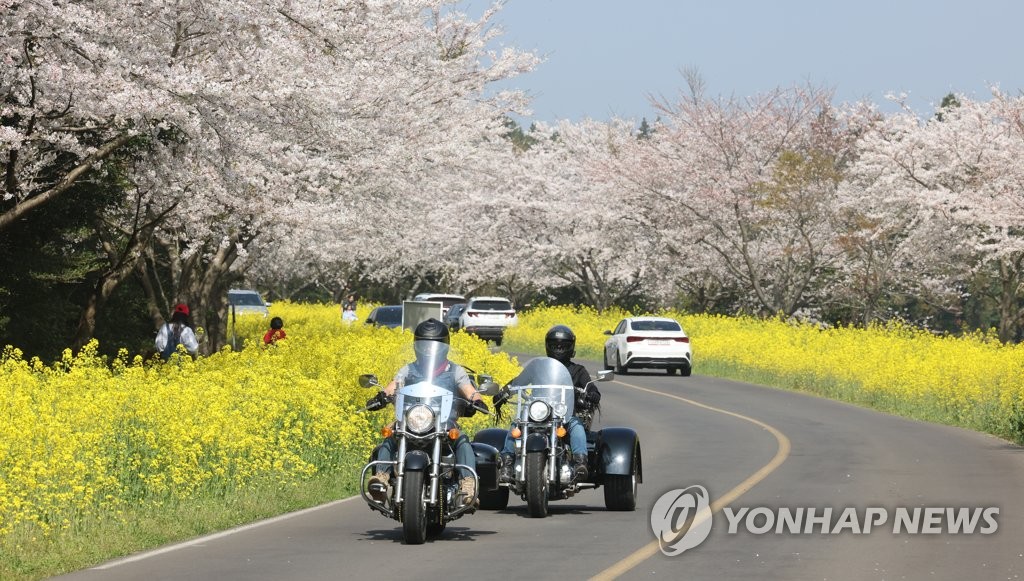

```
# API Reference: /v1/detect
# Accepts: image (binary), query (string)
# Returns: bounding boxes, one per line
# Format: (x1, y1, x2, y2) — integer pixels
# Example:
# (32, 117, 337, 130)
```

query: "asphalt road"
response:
(55, 360, 1024, 581)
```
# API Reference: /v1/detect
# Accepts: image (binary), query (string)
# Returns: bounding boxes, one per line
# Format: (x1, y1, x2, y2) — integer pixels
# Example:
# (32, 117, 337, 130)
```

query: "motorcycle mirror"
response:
(358, 374, 379, 388)
(476, 373, 493, 385)
(596, 370, 614, 382)
(477, 381, 500, 396)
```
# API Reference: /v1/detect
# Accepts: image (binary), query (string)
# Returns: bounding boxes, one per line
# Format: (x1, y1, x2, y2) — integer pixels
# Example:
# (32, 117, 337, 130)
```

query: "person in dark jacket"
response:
(497, 325, 600, 483)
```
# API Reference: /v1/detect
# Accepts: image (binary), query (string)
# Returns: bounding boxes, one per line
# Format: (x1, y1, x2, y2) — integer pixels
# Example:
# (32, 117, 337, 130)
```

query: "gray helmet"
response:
(414, 318, 450, 344)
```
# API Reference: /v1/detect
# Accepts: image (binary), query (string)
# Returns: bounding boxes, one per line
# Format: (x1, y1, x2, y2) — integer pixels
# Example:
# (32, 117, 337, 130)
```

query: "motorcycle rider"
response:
(496, 324, 600, 483)
(367, 318, 485, 506)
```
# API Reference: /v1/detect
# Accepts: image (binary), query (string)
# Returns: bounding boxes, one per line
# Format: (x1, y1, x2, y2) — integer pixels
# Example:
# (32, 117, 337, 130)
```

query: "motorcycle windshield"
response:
(394, 338, 457, 426)
(509, 357, 575, 418)
(395, 382, 456, 427)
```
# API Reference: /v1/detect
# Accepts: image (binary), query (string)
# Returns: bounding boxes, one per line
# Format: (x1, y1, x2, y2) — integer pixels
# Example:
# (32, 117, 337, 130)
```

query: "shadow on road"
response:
(355, 527, 499, 543)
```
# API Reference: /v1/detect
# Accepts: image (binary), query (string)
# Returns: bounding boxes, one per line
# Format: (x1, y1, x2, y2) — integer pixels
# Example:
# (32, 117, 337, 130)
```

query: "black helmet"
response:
(545, 325, 575, 363)
(414, 318, 450, 344)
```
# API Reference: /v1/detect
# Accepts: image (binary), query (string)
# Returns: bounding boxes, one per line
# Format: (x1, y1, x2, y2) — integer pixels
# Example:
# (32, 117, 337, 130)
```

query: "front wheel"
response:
(525, 451, 549, 518)
(603, 350, 612, 371)
(402, 471, 428, 544)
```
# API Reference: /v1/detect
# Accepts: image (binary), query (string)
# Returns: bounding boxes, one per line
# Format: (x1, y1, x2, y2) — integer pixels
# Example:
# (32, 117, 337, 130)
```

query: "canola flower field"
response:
(505, 305, 1024, 445)
(3, 302, 1024, 578)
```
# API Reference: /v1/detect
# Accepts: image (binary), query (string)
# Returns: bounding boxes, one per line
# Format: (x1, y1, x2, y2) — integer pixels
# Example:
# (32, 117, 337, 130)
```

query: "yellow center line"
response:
(590, 381, 792, 581)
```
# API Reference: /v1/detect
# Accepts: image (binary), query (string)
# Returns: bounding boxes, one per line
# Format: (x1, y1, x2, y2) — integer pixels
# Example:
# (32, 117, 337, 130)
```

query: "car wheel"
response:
(681, 365, 692, 377)
(603, 350, 612, 371)
(495, 337, 503, 347)
(615, 352, 628, 375)
(666, 367, 677, 375)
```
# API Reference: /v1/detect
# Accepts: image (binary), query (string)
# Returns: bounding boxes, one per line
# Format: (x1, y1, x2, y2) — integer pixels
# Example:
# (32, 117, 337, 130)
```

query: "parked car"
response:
(443, 303, 467, 330)
(603, 316, 692, 376)
(227, 289, 270, 317)
(458, 296, 517, 346)
(365, 305, 403, 329)
(411, 293, 466, 317)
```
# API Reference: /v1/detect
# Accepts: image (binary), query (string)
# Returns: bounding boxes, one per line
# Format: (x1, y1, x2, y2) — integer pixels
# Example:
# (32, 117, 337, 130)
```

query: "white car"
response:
(458, 296, 517, 346)
(603, 316, 692, 376)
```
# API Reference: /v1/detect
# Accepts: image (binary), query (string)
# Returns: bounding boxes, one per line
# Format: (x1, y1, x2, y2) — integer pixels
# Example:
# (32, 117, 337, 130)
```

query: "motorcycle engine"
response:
(559, 462, 573, 483)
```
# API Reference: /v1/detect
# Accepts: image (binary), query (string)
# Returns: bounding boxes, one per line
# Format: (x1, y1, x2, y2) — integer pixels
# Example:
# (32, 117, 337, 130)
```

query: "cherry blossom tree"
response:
(849, 90, 1024, 340)
(3, 0, 538, 350)
(611, 82, 851, 317)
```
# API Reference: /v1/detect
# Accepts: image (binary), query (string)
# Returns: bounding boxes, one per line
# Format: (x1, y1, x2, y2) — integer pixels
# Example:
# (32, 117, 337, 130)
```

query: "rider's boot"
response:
(368, 471, 389, 503)
(459, 476, 478, 507)
(572, 453, 589, 482)
(498, 453, 515, 483)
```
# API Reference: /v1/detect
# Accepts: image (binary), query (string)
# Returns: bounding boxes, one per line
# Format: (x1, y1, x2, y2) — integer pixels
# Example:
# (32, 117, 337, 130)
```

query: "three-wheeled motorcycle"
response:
(473, 357, 642, 517)
(358, 341, 502, 544)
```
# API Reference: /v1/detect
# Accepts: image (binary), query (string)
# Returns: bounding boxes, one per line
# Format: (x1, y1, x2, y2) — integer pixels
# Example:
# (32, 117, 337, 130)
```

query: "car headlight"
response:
(405, 404, 435, 433)
(528, 400, 551, 422)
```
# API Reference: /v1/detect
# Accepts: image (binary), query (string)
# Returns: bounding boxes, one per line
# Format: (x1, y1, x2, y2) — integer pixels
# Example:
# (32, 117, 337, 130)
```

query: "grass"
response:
(0, 470, 361, 581)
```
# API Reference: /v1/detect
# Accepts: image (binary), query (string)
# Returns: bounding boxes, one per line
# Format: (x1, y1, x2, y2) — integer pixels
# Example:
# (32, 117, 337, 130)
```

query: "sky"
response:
(473, 0, 1024, 123)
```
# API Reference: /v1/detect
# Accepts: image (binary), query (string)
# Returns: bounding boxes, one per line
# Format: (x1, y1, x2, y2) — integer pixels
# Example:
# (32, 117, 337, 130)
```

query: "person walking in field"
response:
(155, 303, 200, 360)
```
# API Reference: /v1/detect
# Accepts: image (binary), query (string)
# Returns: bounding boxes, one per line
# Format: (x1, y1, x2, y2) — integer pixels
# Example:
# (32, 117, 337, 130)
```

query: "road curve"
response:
(54, 360, 1024, 581)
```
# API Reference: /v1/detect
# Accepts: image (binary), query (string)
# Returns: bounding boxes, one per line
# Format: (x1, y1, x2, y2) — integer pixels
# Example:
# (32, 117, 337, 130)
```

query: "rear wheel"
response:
(525, 451, 549, 518)
(427, 521, 446, 537)
(478, 486, 510, 510)
(681, 365, 692, 377)
(604, 445, 639, 511)
(666, 367, 677, 375)
(401, 471, 428, 544)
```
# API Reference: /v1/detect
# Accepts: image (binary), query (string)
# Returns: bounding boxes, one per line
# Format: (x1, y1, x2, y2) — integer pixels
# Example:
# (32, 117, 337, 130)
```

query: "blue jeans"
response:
(502, 416, 587, 456)
(377, 435, 476, 479)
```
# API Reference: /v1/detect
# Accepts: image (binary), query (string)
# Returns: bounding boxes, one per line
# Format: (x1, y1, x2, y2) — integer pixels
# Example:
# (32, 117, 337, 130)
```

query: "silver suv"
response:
(458, 296, 517, 346)
(411, 293, 466, 317)
(227, 289, 270, 317)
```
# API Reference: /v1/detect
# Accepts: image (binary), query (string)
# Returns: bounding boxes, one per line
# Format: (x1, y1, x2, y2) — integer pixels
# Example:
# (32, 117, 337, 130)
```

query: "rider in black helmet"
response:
(497, 324, 601, 483)
(367, 318, 486, 506)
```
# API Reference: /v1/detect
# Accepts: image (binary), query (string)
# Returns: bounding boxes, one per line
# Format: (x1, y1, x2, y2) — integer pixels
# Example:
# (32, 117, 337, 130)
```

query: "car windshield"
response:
(229, 293, 264, 306)
(376, 307, 402, 324)
(471, 300, 512, 311)
(630, 320, 681, 332)
(439, 297, 465, 309)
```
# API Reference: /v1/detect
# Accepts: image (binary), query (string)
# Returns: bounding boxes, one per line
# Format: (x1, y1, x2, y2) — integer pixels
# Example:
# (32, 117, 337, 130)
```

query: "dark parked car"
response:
(443, 303, 467, 330)
(365, 305, 403, 328)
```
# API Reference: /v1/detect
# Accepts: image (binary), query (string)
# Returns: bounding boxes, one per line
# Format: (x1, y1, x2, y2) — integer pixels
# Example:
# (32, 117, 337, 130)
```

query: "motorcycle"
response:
(473, 357, 642, 517)
(358, 340, 501, 544)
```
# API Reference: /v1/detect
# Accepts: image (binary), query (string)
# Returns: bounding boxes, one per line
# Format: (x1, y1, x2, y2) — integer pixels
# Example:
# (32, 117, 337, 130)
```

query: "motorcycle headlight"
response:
(528, 400, 552, 422)
(553, 402, 568, 417)
(405, 404, 435, 433)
